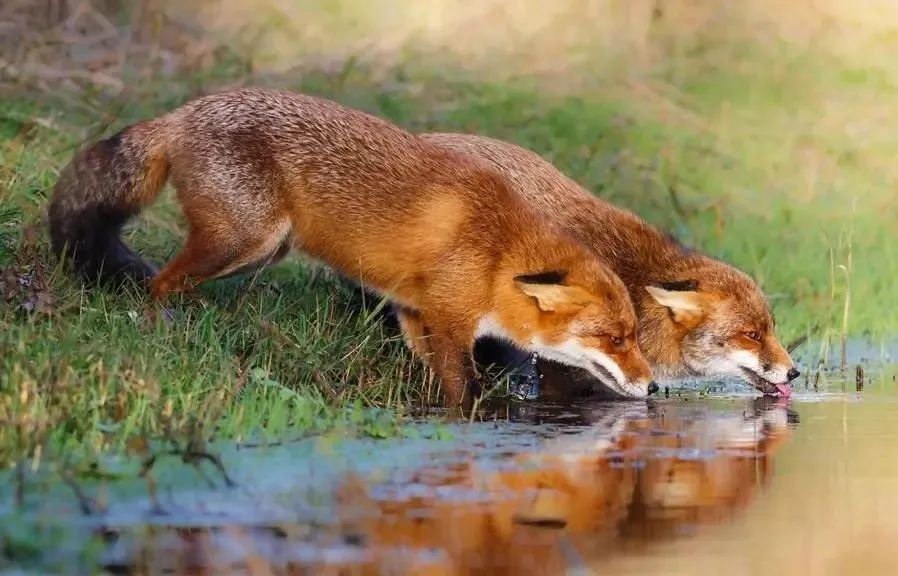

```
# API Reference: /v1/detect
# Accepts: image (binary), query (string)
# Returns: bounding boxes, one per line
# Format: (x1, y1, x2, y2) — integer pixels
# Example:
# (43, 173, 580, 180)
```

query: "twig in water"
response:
(140, 448, 236, 488)
(839, 202, 855, 371)
(236, 434, 311, 450)
(59, 467, 103, 516)
(186, 450, 237, 488)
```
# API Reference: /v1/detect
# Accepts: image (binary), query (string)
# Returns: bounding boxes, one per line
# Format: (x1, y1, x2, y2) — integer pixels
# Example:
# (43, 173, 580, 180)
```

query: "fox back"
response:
(421, 133, 797, 394)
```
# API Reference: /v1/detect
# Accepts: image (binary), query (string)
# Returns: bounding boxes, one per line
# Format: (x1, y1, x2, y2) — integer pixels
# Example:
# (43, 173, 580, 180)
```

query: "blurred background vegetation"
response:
(1, 0, 897, 461)
(4, 0, 897, 334)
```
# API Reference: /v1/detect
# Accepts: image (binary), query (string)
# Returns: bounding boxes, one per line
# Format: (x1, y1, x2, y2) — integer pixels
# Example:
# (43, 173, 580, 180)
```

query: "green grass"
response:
(2, 34, 897, 473)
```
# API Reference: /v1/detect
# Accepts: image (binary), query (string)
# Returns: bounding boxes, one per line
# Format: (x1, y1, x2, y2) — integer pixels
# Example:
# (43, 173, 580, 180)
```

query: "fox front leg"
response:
(419, 329, 480, 408)
(394, 306, 432, 359)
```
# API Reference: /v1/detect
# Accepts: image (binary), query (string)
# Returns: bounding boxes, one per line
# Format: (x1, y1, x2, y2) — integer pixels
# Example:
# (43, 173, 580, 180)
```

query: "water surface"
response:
(5, 358, 898, 575)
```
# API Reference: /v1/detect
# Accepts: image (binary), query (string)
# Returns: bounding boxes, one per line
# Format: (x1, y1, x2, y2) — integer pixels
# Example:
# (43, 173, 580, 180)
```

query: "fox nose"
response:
(787, 368, 800, 381)
(647, 381, 660, 395)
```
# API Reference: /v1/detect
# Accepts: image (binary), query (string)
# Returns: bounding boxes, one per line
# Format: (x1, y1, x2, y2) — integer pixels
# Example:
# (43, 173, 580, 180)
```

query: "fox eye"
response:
(744, 331, 761, 342)
(609, 335, 625, 347)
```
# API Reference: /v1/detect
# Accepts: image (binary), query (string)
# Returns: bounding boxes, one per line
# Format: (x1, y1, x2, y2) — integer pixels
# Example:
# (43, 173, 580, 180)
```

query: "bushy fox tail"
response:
(48, 119, 171, 284)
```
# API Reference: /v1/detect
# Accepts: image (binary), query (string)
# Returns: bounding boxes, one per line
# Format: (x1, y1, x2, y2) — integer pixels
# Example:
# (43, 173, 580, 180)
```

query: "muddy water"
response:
(8, 358, 898, 575)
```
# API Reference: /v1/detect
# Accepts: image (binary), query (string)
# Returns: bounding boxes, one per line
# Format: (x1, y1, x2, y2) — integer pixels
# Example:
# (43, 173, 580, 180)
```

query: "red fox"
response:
(420, 133, 799, 396)
(48, 88, 656, 406)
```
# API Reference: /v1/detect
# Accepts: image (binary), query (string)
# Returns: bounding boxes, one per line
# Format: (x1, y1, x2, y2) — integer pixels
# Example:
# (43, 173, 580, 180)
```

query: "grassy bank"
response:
(3, 4, 898, 472)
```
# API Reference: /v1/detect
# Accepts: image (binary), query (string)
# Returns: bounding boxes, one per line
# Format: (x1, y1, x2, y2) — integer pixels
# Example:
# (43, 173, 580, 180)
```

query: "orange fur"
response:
(421, 133, 798, 394)
(49, 89, 654, 407)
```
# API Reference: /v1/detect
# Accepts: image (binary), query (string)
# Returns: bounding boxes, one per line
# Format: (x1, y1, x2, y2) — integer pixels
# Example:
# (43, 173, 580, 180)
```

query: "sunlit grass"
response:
(3, 0, 898, 476)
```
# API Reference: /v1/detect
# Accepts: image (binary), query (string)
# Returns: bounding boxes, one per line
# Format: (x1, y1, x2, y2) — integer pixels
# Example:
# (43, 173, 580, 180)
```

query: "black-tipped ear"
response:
(514, 270, 567, 286)
(654, 279, 699, 292)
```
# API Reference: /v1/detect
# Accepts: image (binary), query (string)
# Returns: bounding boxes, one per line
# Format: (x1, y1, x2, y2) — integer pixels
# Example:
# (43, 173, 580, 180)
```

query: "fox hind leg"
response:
(150, 206, 291, 300)
(150, 232, 231, 299)
(395, 306, 432, 359)
(215, 235, 293, 280)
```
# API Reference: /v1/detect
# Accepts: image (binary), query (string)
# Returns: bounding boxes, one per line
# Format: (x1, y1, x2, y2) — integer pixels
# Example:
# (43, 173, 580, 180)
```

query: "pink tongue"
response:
(775, 383, 793, 397)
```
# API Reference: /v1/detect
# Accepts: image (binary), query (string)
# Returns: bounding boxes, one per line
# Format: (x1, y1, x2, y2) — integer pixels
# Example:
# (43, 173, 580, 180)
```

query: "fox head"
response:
(488, 255, 656, 398)
(641, 265, 799, 395)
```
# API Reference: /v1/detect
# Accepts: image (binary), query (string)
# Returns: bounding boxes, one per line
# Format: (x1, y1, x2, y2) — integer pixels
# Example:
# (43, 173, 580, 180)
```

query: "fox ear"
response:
(645, 284, 705, 327)
(516, 272, 595, 313)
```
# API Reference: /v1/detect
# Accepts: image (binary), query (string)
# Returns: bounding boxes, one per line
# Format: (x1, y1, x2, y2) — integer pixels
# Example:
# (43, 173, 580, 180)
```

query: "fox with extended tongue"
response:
(422, 133, 800, 398)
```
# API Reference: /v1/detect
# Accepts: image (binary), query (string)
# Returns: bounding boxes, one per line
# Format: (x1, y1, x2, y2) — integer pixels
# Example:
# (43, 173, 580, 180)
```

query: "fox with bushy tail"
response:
(48, 88, 657, 406)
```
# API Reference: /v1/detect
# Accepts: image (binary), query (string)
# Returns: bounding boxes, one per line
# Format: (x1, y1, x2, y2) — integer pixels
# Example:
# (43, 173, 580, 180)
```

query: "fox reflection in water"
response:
(328, 397, 796, 575)
(109, 396, 796, 575)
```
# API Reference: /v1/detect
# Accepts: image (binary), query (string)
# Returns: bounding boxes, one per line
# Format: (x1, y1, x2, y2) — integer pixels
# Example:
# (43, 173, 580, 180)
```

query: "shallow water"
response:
(5, 357, 898, 575)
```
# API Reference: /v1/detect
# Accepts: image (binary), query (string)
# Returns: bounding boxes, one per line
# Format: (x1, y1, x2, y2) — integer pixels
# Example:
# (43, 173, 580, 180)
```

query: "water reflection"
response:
(331, 398, 793, 575)
(110, 397, 795, 575)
